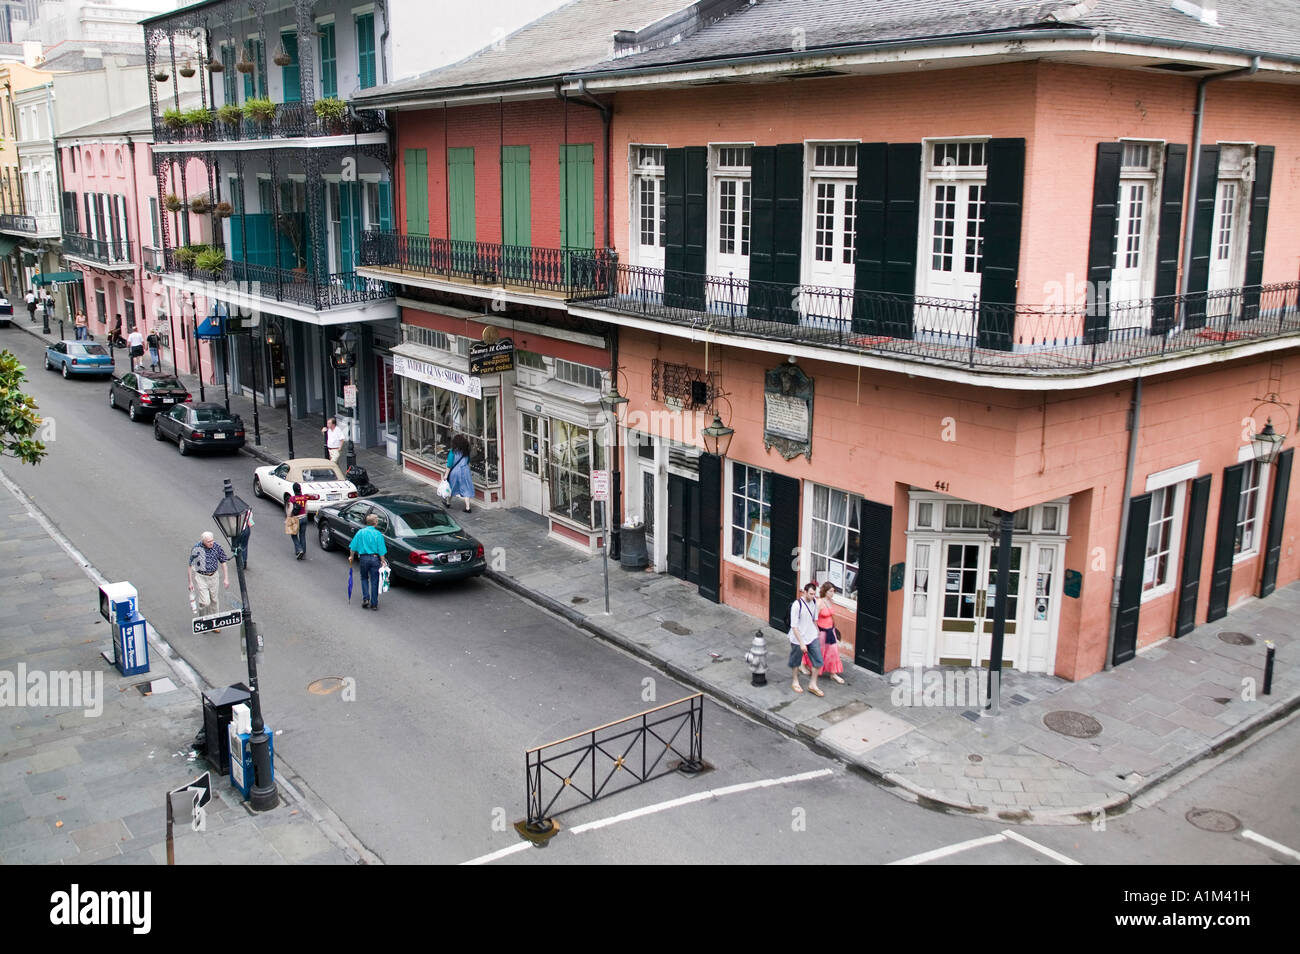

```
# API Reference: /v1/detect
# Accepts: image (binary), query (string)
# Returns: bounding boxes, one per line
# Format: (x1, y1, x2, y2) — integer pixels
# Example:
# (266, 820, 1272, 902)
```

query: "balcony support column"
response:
(295, 0, 317, 113)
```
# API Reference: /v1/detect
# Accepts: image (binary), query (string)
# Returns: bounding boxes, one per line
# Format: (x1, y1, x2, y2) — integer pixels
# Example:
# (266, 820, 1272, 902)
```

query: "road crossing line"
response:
(889, 829, 1081, 865)
(1242, 829, 1300, 862)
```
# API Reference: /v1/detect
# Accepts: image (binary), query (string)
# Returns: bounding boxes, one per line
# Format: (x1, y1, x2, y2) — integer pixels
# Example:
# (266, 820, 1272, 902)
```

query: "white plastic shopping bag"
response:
(379, 566, 391, 593)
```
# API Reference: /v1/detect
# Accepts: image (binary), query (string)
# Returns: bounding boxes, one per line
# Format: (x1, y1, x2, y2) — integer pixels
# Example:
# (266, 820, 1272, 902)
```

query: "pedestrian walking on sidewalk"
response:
(348, 513, 388, 610)
(42, 292, 54, 323)
(789, 581, 823, 696)
(74, 311, 88, 340)
(285, 483, 310, 559)
(188, 531, 230, 625)
(443, 433, 474, 513)
(802, 581, 846, 684)
(147, 330, 161, 371)
(127, 328, 145, 369)
(322, 418, 344, 463)
(25, 289, 36, 322)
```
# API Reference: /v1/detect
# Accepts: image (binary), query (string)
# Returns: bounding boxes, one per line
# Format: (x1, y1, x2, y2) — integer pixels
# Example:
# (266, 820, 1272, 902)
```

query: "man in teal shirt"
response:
(348, 514, 389, 610)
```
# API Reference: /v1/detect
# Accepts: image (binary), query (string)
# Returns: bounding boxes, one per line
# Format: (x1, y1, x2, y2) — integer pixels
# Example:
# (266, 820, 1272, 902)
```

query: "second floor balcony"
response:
(64, 234, 133, 269)
(1, 212, 61, 239)
(154, 101, 387, 147)
(164, 249, 392, 312)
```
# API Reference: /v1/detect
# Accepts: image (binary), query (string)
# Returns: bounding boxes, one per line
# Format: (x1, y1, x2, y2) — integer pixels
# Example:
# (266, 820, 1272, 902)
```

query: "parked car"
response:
(44, 340, 114, 378)
(252, 457, 358, 512)
(316, 494, 487, 585)
(153, 402, 246, 456)
(109, 370, 192, 422)
(0, 296, 12, 327)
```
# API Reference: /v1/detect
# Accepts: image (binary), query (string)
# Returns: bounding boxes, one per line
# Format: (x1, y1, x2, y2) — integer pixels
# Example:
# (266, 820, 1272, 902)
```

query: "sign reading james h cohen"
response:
(763, 363, 814, 461)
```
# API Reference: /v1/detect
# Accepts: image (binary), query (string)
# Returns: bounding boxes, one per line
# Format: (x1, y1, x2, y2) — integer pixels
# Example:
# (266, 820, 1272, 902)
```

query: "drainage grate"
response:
(1216, 631, 1255, 646)
(1043, 710, 1103, 738)
(660, 620, 691, 635)
(1185, 808, 1240, 833)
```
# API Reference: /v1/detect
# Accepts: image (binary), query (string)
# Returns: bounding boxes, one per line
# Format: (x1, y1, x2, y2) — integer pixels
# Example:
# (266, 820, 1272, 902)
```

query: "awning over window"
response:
(34, 271, 82, 286)
(0, 236, 19, 257)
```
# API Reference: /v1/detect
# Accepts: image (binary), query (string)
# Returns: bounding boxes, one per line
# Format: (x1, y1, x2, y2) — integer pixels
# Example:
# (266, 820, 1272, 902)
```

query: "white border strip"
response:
(1242, 829, 1300, 862)
(888, 833, 1007, 865)
(1002, 828, 1082, 865)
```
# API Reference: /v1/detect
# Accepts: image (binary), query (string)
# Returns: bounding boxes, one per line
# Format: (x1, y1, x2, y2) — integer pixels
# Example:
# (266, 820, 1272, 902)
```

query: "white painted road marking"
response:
(890, 829, 1081, 866)
(459, 768, 835, 865)
(1242, 829, 1300, 862)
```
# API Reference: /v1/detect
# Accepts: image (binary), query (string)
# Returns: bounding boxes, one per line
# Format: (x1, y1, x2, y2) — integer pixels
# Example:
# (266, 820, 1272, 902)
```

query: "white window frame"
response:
(725, 460, 772, 575)
(1141, 482, 1185, 602)
(916, 136, 990, 304)
(1207, 142, 1256, 295)
(800, 140, 859, 293)
(1233, 444, 1269, 562)
(708, 142, 753, 280)
(801, 481, 862, 608)
(629, 144, 667, 267)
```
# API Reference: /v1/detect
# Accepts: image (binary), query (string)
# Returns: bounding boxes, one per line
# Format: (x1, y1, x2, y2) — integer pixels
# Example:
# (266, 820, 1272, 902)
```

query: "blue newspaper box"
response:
(98, 581, 138, 624)
(228, 722, 274, 800)
(111, 613, 150, 677)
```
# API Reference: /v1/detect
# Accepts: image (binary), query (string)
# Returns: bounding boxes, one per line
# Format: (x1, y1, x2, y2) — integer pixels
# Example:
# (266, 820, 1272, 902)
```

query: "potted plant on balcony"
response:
(272, 43, 292, 67)
(275, 212, 307, 274)
(236, 49, 255, 74)
(217, 103, 243, 127)
(162, 108, 186, 130)
(215, 201, 234, 219)
(163, 193, 183, 213)
(154, 67, 169, 82)
(313, 97, 348, 134)
(243, 97, 276, 127)
(190, 196, 212, 215)
(174, 245, 199, 268)
(207, 56, 224, 73)
(196, 246, 226, 276)
(179, 59, 196, 78)
(183, 107, 214, 131)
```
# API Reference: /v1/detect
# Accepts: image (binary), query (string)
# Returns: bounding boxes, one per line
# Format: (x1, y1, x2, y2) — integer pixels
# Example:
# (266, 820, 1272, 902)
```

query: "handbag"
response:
(284, 515, 300, 535)
(825, 626, 840, 645)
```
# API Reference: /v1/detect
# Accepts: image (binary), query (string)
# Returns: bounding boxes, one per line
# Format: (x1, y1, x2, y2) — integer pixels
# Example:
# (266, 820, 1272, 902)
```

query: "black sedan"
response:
(316, 494, 487, 585)
(109, 370, 192, 422)
(153, 402, 246, 455)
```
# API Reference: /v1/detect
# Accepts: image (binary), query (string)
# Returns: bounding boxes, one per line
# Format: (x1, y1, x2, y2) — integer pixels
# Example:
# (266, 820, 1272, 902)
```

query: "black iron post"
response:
(194, 309, 206, 402)
(167, 309, 179, 376)
(251, 328, 261, 445)
(282, 321, 295, 459)
(985, 510, 1014, 715)
(222, 331, 231, 415)
(41, 291, 50, 335)
(216, 478, 278, 812)
(1263, 641, 1275, 695)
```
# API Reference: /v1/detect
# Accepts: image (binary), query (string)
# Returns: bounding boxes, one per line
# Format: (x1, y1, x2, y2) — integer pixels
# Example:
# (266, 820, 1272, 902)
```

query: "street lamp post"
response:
(211, 478, 278, 811)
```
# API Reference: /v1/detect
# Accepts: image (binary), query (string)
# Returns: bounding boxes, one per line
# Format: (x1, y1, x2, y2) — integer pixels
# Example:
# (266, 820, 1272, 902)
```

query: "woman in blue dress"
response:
(444, 433, 475, 513)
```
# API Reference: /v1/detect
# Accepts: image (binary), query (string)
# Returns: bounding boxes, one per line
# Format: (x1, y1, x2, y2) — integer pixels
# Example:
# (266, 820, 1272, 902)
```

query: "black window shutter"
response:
(770, 143, 803, 325)
(854, 498, 891, 673)
(1151, 143, 1188, 334)
(663, 148, 686, 307)
(977, 137, 1025, 351)
(749, 146, 776, 288)
(1185, 144, 1220, 330)
(697, 453, 722, 603)
(1241, 145, 1275, 321)
(1207, 462, 1244, 621)
(883, 143, 921, 340)
(683, 146, 708, 310)
(852, 142, 888, 335)
(1084, 142, 1122, 344)
(1175, 474, 1212, 636)
(667, 475, 685, 579)
(1259, 447, 1292, 597)
(1113, 492, 1152, 666)
(767, 473, 801, 630)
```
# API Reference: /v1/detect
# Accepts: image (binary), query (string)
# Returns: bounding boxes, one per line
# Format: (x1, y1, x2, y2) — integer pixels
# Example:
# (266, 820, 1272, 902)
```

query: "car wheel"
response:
(153, 421, 165, 441)
(318, 522, 334, 551)
(253, 475, 264, 498)
(61, 363, 69, 379)
(178, 434, 190, 456)
(108, 388, 117, 409)
(128, 402, 139, 422)
(43, 355, 51, 371)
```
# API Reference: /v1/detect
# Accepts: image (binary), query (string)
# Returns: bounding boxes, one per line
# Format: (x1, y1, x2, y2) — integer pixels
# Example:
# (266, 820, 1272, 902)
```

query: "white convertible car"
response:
(252, 457, 358, 513)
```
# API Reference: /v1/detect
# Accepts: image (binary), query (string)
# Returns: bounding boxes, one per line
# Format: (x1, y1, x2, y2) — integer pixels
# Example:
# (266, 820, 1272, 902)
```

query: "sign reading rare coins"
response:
(469, 336, 515, 375)
(763, 363, 814, 460)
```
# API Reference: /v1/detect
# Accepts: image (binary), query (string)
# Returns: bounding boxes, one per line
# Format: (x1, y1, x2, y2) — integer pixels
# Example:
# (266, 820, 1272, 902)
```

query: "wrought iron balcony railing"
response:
(142, 246, 166, 273)
(154, 103, 387, 145)
(0, 213, 37, 234)
(64, 234, 133, 266)
(359, 230, 618, 297)
(163, 250, 392, 311)
(576, 264, 1300, 373)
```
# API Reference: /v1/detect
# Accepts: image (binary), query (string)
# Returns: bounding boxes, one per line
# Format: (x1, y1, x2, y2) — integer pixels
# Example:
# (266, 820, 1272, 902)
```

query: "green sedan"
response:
(316, 494, 486, 585)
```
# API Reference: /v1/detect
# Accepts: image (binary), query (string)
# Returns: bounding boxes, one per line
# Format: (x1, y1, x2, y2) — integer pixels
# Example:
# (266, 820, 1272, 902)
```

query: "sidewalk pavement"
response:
(0, 471, 357, 864)
(9, 318, 1300, 823)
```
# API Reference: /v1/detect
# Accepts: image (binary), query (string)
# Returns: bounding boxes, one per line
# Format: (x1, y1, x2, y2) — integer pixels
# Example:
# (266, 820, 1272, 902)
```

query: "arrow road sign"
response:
(192, 609, 244, 634)
(168, 771, 212, 833)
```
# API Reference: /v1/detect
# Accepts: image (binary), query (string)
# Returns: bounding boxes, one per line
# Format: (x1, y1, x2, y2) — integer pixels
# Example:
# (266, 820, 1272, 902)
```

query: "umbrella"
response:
(347, 566, 353, 601)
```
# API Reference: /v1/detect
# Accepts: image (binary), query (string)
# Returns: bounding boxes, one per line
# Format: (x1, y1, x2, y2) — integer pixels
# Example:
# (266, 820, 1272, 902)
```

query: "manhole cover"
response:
(1043, 710, 1103, 738)
(307, 677, 346, 695)
(1217, 631, 1255, 646)
(660, 621, 691, 635)
(1186, 808, 1240, 833)
(967, 754, 983, 763)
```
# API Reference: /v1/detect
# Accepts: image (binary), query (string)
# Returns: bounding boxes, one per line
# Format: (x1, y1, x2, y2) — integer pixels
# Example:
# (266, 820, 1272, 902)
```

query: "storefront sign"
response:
(343, 384, 357, 409)
(591, 469, 609, 502)
(393, 354, 482, 399)
(469, 337, 515, 376)
(763, 364, 814, 461)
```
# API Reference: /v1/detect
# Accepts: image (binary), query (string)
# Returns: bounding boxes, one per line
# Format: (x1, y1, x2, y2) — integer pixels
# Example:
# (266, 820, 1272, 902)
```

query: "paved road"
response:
(3, 327, 1296, 866)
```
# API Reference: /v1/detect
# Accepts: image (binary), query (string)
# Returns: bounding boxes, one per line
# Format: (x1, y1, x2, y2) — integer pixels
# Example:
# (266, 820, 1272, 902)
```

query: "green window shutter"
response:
(244, 39, 266, 99)
(338, 182, 361, 272)
(447, 147, 475, 243)
(231, 213, 245, 261)
(377, 180, 392, 231)
(403, 148, 428, 236)
(319, 23, 337, 99)
(281, 33, 300, 103)
(501, 145, 530, 246)
(560, 143, 594, 250)
(356, 14, 376, 90)
(148, 197, 160, 247)
(222, 46, 237, 103)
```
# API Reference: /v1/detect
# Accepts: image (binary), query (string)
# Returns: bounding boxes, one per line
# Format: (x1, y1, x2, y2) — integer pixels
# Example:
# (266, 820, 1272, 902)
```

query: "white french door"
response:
(924, 181, 985, 306)
(938, 540, 1025, 668)
(714, 176, 750, 280)
(1109, 179, 1149, 322)
(807, 179, 856, 289)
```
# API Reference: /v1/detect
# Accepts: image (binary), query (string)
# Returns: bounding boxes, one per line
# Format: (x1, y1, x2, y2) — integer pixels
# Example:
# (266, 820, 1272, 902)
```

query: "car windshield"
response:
(390, 508, 460, 537)
(141, 376, 183, 390)
(192, 408, 232, 424)
(300, 468, 340, 482)
(71, 343, 109, 356)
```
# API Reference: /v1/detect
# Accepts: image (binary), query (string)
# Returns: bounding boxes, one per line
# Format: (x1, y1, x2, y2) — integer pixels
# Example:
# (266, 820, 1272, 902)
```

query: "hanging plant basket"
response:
(190, 198, 212, 214)
(154, 70, 170, 82)
(207, 57, 224, 73)
(164, 194, 184, 213)
(179, 60, 196, 78)
(235, 53, 255, 74)
(215, 201, 234, 218)
(272, 44, 292, 67)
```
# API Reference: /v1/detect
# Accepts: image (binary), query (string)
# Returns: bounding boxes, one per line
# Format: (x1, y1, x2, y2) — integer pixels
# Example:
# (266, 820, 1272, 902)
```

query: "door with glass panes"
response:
(519, 412, 548, 515)
(939, 540, 1025, 668)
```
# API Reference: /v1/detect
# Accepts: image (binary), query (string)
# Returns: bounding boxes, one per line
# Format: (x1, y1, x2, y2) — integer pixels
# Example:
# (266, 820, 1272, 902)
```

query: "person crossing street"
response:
(348, 513, 388, 610)
(188, 531, 231, 629)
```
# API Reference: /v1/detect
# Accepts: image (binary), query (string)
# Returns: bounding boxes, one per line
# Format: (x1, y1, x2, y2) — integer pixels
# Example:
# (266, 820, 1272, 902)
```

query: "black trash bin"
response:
(201, 683, 251, 775)
(619, 523, 649, 570)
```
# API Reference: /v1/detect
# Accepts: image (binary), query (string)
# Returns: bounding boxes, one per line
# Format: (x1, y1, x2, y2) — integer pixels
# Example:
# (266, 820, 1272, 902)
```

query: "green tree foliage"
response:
(0, 351, 46, 465)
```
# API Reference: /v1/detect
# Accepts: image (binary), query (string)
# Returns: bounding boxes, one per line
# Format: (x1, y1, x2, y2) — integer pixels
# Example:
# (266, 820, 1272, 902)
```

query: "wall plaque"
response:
(763, 363, 813, 460)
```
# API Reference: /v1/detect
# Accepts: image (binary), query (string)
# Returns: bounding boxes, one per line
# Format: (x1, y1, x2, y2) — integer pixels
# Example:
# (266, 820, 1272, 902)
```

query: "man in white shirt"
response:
(322, 417, 344, 463)
(127, 328, 146, 369)
(788, 581, 824, 696)
(25, 290, 36, 322)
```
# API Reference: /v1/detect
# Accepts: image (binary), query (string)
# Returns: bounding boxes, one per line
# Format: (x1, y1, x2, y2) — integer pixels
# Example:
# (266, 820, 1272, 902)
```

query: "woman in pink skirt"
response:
(803, 581, 846, 683)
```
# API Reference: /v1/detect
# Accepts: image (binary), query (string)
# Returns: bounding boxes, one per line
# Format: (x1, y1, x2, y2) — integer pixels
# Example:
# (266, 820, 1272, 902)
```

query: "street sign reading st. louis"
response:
(192, 609, 244, 634)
